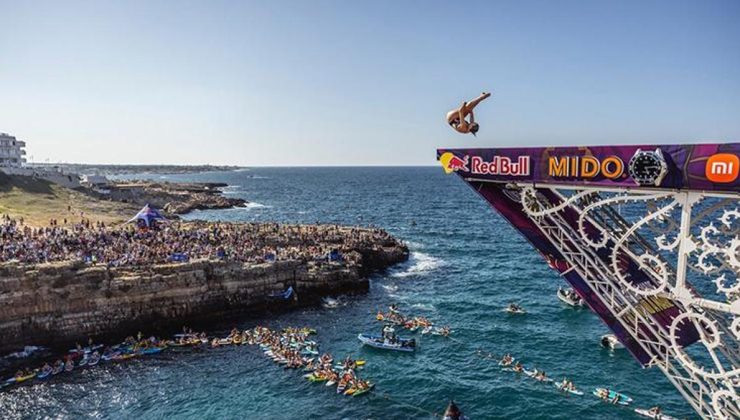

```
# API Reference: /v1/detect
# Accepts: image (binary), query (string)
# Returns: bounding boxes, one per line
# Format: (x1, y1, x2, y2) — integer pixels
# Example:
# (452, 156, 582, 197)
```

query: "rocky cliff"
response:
(106, 181, 247, 215)
(0, 244, 407, 354)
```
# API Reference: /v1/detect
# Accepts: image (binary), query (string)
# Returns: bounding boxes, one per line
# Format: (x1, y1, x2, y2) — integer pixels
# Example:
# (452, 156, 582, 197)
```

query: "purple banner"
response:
(438, 143, 740, 192)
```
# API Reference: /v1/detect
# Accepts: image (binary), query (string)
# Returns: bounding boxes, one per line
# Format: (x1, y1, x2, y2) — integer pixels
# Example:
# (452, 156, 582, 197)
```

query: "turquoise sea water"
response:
(0, 167, 694, 419)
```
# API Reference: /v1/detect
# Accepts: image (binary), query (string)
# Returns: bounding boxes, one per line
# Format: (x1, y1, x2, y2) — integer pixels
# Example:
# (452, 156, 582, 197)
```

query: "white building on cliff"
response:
(0, 133, 27, 168)
(0, 133, 81, 188)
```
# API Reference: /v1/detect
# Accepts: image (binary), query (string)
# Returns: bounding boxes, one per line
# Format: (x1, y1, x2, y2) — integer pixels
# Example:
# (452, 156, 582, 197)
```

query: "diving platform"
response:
(437, 143, 739, 419)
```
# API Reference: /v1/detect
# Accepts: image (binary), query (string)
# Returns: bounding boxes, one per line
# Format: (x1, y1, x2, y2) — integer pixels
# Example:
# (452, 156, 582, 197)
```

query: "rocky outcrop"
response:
(161, 194, 246, 214)
(0, 243, 408, 354)
(106, 181, 246, 215)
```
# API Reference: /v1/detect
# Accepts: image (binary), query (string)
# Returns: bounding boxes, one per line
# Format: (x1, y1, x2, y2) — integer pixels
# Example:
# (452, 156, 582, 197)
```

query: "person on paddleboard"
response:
(648, 406, 661, 415)
(446, 92, 491, 136)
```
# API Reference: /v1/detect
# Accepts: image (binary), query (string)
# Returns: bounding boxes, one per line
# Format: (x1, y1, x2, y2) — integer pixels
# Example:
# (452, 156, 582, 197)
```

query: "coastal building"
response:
(0, 132, 27, 169)
(81, 174, 111, 194)
(0, 132, 81, 188)
(81, 174, 110, 188)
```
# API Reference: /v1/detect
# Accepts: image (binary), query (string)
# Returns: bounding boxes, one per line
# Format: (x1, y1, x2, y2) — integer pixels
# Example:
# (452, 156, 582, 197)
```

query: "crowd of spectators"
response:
(0, 214, 396, 268)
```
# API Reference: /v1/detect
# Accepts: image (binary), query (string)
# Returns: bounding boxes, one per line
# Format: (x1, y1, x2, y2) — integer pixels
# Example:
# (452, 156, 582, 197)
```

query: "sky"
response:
(1, 0, 739, 166)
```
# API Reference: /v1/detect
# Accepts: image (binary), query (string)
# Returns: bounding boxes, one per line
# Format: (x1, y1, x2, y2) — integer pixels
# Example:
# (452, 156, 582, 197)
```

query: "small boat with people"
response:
(358, 334, 416, 352)
(557, 286, 584, 307)
(600, 334, 624, 350)
(593, 387, 633, 405)
(505, 303, 526, 314)
(358, 324, 416, 352)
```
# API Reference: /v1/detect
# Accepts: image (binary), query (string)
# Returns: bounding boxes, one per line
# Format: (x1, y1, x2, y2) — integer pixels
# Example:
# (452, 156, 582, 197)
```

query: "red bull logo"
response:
(470, 156, 530, 176)
(439, 152, 469, 174)
(440, 152, 530, 176)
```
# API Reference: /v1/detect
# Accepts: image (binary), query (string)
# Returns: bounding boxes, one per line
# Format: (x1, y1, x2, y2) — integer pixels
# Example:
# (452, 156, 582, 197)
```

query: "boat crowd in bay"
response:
(2, 302, 675, 419)
(0, 215, 395, 267)
(2, 326, 372, 397)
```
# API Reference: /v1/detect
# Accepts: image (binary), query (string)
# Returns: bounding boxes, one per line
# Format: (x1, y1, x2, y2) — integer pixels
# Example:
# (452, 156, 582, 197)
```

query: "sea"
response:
(0, 167, 693, 419)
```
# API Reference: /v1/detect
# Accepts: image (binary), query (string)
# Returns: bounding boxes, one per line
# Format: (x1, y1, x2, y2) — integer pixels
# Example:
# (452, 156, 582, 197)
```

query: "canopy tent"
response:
(127, 204, 166, 227)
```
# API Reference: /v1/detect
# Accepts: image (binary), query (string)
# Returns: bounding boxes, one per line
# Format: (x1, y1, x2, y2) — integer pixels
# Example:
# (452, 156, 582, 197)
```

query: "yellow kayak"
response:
(15, 373, 36, 383)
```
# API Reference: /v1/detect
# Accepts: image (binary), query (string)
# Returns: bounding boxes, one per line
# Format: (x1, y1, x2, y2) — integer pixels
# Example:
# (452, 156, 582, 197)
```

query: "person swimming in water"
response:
(446, 92, 491, 136)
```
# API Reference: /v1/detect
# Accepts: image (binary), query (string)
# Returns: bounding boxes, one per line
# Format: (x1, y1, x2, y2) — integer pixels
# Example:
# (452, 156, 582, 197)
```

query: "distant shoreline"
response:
(26, 163, 245, 177)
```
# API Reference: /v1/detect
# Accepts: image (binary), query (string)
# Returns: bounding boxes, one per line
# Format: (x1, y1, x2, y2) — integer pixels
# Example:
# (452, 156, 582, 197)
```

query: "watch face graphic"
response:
(628, 148, 668, 186)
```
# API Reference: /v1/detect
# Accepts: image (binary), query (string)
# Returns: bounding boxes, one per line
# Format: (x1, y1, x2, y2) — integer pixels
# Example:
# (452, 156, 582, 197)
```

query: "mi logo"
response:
(706, 153, 739, 183)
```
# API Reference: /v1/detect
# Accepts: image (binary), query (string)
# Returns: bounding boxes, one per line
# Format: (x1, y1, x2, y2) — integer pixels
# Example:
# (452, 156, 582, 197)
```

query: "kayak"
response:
(141, 347, 163, 355)
(37, 370, 53, 380)
(557, 287, 584, 307)
(78, 357, 89, 367)
(593, 388, 633, 405)
(307, 374, 328, 383)
(88, 356, 100, 366)
(14, 373, 36, 383)
(357, 334, 416, 353)
(554, 381, 584, 396)
(351, 383, 374, 397)
(634, 408, 679, 420)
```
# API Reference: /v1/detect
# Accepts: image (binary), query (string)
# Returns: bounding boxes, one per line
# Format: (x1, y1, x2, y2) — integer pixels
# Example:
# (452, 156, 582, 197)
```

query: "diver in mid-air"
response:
(446, 92, 491, 136)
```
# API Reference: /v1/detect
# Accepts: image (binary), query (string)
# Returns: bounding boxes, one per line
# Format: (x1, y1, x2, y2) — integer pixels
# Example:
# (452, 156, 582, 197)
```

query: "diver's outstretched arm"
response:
(465, 92, 491, 111)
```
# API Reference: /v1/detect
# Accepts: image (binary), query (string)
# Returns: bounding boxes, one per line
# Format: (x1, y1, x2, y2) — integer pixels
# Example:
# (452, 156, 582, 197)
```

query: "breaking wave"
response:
(390, 252, 444, 278)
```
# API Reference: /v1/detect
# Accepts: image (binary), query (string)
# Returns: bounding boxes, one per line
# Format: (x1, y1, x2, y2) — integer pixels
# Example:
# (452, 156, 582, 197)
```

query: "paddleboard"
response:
(593, 388, 633, 405)
(634, 408, 679, 420)
(554, 381, 584, 396)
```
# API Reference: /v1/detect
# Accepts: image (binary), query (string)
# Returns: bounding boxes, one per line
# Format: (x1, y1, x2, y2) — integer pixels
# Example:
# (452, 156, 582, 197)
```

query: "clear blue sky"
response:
(1, 0, 738, 165)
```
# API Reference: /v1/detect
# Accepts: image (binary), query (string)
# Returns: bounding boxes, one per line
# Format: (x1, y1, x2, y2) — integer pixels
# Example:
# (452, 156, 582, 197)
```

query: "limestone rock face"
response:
(0, 243, 408, 354)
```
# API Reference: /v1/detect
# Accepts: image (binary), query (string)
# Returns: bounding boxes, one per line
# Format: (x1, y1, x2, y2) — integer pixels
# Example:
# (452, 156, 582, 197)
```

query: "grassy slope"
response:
(0, 173, 139, 227)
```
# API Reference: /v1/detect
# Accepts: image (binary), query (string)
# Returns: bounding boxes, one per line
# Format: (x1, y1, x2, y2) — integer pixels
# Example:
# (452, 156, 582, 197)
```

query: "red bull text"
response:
(470, 156, 530, 176)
